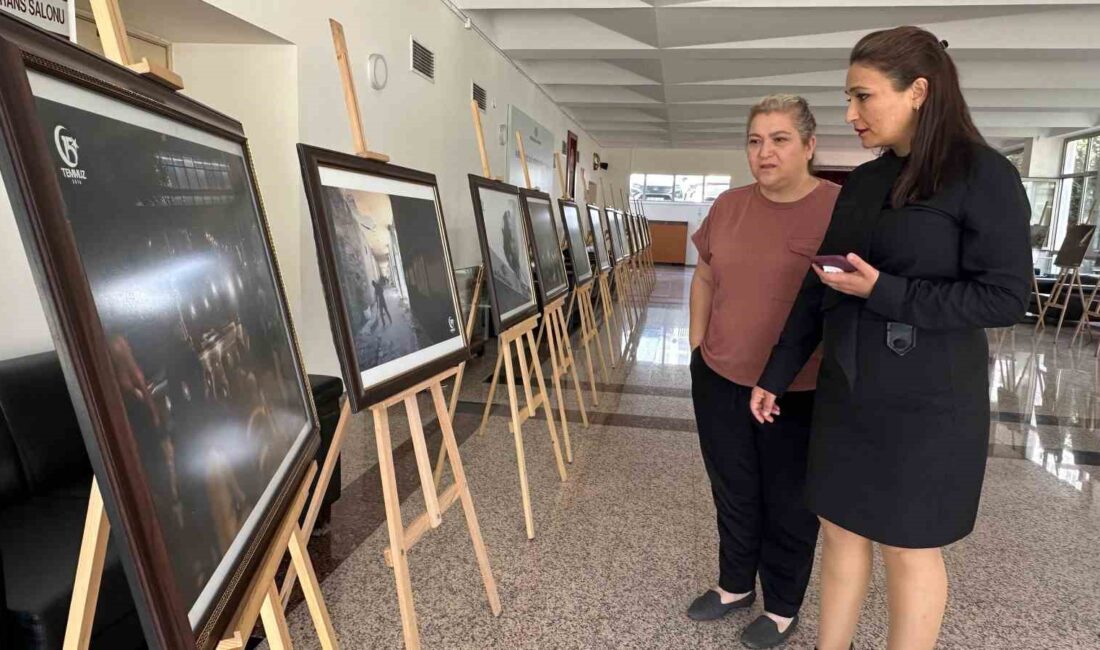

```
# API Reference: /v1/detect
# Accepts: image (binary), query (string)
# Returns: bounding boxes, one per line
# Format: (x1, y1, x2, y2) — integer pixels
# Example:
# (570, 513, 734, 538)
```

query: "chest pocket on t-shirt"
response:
(775, 237, 822, 299)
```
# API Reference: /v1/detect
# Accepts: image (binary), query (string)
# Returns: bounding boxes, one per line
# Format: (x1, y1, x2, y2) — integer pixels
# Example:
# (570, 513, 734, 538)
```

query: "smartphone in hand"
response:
(812, 254, 857, 273)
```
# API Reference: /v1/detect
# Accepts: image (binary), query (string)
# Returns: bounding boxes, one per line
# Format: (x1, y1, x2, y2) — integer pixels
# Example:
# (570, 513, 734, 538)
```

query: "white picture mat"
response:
(590, 207, 612, 271)
(317, 166, 466, 389)
(30, 70, 309, 629)
(478, 186, 536, 322)
(525, 195, 568, 296)
(562, 203, 593, 283)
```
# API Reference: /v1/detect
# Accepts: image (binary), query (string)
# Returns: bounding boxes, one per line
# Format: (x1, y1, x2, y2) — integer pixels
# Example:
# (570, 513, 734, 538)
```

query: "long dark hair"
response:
(850, 26, 985, 207)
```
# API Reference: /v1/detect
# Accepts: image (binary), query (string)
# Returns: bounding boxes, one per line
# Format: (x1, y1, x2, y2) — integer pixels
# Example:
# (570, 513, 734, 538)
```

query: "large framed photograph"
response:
(641, 215, 651, 249)
(469, 175, 539, 332)
(585, 204, 613, 273)
(0, 16, 318, 649)
(519, 188, 570, 306)
(607, 208, 629, 262)
(298, 146, 469, 412)
(558, 199, 594, 287)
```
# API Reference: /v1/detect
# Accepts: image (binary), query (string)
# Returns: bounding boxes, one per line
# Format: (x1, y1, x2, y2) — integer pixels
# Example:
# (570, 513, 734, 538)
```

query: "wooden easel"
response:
(597, 270, 621, 367)
(1035, 265, 1092, 343)
(278, 22, 499, 650)
(515, 133, 589, 440)
(64, 465, 338, 650)
(65, 7, 337, 649)
(367, 367, 502, 650)
(469, 108, 569, 540)
(431, 264, 485, 487)
(88, 0, 182, 89)
(551, 154, 609, 392)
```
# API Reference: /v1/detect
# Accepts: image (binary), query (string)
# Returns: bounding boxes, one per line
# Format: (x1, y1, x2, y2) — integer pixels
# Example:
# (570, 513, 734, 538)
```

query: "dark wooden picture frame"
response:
(469, 174, 540, 332)
(0, 15, 319, 649)
(298, 145, 470, 413)
(519, 187, 570, 306)
(557, 198, 594, 288)
(585, 203, 613, 274)
(624, 212, 639, 257)
(607, 208, 628, 262)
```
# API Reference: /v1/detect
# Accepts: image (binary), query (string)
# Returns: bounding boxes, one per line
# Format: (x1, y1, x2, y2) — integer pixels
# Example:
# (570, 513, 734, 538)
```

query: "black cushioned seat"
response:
(0, 353, 344, 649)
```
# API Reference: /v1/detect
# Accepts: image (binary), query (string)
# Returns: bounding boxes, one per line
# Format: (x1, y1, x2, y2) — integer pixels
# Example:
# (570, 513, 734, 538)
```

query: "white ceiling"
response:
(457, 0, 1100, 152)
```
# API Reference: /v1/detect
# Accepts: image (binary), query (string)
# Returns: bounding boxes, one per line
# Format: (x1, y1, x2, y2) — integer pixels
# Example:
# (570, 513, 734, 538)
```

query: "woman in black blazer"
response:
(750, 26, 1031, 650)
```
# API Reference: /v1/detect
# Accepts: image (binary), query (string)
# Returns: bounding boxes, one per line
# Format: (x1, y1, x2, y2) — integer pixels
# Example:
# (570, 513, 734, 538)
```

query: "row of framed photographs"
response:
(0, 11, 652, 649)
(467, 175, 652, 335)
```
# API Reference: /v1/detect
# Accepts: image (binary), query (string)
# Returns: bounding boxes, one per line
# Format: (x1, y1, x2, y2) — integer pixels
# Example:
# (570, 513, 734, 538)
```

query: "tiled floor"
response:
(276, 267, 1100, 649)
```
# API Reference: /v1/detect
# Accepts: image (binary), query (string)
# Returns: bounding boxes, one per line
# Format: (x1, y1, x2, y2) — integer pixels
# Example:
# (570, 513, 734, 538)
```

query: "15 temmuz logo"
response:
(54, 125, 86, 184)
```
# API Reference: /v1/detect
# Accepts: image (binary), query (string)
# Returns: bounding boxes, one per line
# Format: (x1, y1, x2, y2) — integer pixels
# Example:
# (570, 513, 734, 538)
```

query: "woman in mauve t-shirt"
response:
(686, 95, 839, 650)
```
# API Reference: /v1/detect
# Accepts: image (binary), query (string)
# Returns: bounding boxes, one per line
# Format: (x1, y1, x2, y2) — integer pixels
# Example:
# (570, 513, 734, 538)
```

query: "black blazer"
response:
(758, 144, 1032, 399)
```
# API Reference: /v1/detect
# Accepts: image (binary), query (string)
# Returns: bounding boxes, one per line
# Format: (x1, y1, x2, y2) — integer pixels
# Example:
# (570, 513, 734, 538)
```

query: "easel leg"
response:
(585, 291, 609, 386)
(555, 306, 588, 427)
(260, 582, 295, 650)
(371, 407, 420, 649)
(63, 480, 109, 650)
(433, 359, 467, 488)
(578, 293, 602, 405)
(542, 308, 573, 463)
(526, 329, 569, 482)
(502, 340, 536, 539)
(478, 349, 505, 436)
(1055, 269, 1077, 343)
(287, 527, 339, 650)
(281, 400, 352, 605)
(428, 383, 502, 615)
(601, 277, 619, 367)
(404, 396, 442, 526)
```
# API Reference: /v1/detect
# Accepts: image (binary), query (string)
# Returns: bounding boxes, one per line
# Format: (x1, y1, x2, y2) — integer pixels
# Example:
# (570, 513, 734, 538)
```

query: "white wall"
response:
(200, 0, 603, 375)
(1028, 135, 1065, 178)
(173, 43, 303, 323)
(0, 0, 604, 370)
(0, 166, 54, 357)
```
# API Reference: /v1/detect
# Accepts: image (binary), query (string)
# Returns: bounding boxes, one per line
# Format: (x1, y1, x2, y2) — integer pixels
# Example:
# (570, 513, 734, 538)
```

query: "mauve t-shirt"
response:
(692, 180, 840, 391)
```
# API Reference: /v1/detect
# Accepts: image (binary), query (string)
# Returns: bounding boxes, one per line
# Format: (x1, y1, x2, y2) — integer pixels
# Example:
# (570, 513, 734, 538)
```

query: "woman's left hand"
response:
(813, 253, 880, 299)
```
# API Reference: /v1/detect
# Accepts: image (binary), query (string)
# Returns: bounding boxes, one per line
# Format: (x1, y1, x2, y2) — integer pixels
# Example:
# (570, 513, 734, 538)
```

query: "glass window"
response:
(1089, 135, 1100, 172)
(629, 173, 645, 200)
(1064, 136, 1089, 175)
(703, 175, 731, 201)
(643, 174, 674, 201)
(674, 175, 704, 202)
(1004, 149, 1025, 174)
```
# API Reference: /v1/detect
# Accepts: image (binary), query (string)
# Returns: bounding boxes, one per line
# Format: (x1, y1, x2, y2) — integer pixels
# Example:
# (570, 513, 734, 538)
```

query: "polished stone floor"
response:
(275, 267, 1100, 649)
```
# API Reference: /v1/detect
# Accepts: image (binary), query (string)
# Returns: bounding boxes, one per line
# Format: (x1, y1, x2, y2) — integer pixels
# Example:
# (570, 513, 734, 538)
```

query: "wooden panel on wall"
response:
(651, 221, 689, 265)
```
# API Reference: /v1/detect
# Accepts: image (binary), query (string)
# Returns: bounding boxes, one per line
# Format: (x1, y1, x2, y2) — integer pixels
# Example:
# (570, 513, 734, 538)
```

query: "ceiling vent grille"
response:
(472, 82, 487, 111)
(410, 38, 435, 81)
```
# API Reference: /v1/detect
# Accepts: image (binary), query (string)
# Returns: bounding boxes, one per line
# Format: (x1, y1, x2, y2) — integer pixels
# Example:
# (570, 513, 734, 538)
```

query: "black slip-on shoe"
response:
(740, 614, 799, 649)
(686, 589, 756, 621)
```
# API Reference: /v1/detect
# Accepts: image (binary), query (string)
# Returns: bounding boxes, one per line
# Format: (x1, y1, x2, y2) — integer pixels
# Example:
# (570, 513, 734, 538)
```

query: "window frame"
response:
(629, 172, 731, 204)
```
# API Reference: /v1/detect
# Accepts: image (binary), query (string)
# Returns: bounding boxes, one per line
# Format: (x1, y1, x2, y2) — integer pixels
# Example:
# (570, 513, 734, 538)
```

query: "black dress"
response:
(758, 145, 1032, 548)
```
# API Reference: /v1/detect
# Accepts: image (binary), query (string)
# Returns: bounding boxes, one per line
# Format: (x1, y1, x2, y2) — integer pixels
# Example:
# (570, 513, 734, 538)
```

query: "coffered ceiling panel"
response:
(457, 1, 1100, 151)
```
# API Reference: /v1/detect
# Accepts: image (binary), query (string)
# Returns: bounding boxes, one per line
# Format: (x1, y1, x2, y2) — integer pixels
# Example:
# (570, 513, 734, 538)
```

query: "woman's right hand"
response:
(750, 386, 780, 424)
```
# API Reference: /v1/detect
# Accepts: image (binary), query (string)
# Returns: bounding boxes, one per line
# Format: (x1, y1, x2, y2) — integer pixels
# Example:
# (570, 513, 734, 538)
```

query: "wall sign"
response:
(506, 105, 554, 194)
(0, 0, 74, 40)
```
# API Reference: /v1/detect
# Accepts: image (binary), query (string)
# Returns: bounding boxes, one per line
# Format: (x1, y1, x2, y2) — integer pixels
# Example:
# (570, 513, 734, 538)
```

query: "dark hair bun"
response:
(940, 39, 949, 49)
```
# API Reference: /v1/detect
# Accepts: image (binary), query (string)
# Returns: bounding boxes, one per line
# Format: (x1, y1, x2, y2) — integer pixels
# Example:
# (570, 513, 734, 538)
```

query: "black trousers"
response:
(690, 348, 819, 618)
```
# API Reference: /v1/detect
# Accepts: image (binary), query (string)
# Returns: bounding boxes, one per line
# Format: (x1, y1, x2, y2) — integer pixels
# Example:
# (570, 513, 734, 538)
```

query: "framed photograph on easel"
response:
(0, 14, 317, 649)
(586, 204, 613, 274)
(298, 145, 469, 412)
(469, 175, 539, 332)
(519, 187, 569, 306)
(558, 199, 594, 287)
(607, 208, 629, 262)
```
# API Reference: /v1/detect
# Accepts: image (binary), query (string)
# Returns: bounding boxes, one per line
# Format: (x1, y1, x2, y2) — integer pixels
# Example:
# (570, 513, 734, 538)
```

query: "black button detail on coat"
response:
(886, 322, 916, 356)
